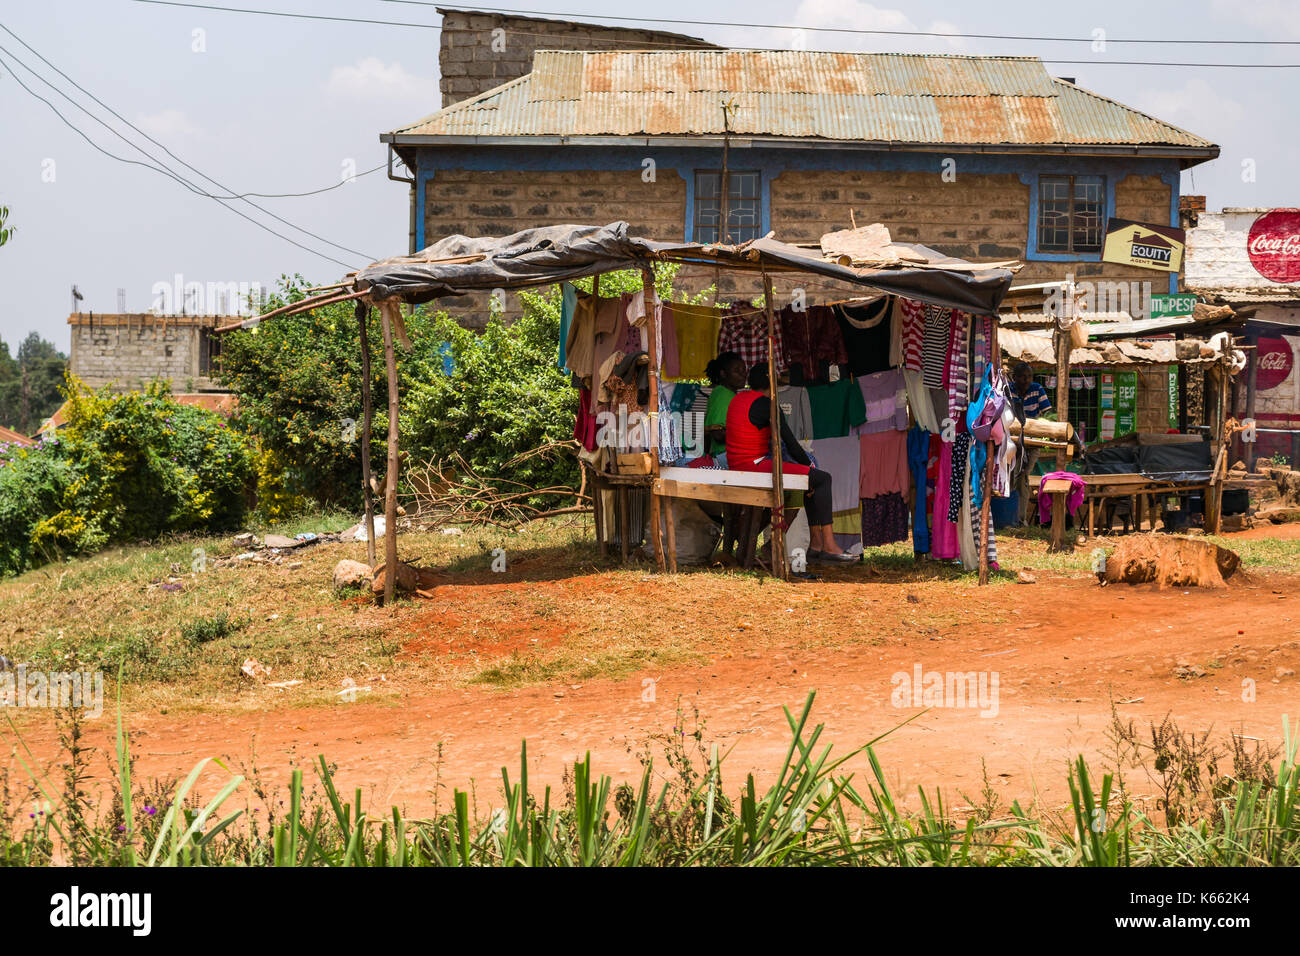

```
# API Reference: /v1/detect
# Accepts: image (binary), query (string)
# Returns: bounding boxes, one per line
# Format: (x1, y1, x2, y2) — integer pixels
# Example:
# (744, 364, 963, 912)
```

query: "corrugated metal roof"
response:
(1001, 328, 1224, 367)
(391, 50, 1215, 149)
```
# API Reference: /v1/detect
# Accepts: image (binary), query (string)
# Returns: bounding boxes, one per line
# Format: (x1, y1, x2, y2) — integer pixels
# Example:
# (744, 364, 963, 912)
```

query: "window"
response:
(694, 170, 761, 244)
(199, 327, 223, 376)
(1037, 175, 1104, 254)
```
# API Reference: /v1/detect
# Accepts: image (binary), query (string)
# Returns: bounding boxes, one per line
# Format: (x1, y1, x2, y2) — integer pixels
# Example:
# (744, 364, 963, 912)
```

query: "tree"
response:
(0, 206, 13, 248)
(0, 333, 67, 435)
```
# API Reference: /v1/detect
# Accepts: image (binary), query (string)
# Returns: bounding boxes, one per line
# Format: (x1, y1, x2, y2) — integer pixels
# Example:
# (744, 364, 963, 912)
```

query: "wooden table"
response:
(1031, 473, 1213, 543)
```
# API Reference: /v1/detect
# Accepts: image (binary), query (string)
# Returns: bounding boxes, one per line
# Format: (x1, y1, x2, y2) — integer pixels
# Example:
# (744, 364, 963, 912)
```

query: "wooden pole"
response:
(978, 315, 998, 584)
(357, 303, 377, 566)
(762, 271, 787, 580)
(1245, 331, 1259, 472)
(378, 303, 401, 604)
(1053, 326, 1071, 471)
(642, 268, 667, 572)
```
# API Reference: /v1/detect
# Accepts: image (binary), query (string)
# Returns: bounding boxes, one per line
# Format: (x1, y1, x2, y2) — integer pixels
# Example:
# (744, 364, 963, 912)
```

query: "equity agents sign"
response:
(1102, 219, 1186, 273)
(1247, 209, 1300, 283)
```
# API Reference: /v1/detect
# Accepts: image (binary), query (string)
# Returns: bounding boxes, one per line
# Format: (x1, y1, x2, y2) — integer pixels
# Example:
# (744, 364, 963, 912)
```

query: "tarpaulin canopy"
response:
(354, 221, 1016, 316)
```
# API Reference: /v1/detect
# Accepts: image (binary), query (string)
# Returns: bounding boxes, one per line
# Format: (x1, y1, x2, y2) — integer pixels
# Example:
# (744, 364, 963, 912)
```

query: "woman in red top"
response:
(726, 363, 854, 562)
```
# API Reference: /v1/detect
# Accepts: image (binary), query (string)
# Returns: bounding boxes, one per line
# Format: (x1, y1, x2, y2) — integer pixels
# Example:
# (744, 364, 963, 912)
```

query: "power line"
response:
(129, 0, 1300, 65)
(0, 22, 376, 263)
(0, 47, 360, 270)
(133, 0, 441, 29)
(387, 0, 1300, 46)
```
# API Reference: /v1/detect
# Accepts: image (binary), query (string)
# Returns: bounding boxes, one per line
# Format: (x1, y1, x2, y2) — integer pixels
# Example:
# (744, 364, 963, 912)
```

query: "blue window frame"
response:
(1037, 174, 1105, 255)
(693, 170, 761, 244)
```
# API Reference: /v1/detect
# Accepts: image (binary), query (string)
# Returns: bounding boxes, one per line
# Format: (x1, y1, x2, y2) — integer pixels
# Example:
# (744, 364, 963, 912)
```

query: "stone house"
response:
(382, 12, 1218, 327)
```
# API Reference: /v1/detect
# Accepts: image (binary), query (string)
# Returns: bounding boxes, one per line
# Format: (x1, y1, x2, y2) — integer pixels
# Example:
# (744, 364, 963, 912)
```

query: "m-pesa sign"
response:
(1248, 209, 1300, 283)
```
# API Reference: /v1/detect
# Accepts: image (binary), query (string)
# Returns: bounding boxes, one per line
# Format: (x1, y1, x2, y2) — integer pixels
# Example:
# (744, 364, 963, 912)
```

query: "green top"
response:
(704, 385, 736, 454)
(808, 377, 867, 440)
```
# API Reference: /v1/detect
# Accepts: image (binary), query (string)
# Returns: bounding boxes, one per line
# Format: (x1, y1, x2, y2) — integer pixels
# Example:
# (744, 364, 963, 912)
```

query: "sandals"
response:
(809, 549, 859, 564)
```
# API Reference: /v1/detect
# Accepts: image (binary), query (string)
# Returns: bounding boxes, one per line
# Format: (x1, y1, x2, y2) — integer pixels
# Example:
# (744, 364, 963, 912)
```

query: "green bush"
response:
(0, 379, 255, 576)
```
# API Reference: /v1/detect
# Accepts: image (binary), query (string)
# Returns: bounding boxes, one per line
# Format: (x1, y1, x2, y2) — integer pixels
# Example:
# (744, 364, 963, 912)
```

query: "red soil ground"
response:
(8, 548, 1298, 817)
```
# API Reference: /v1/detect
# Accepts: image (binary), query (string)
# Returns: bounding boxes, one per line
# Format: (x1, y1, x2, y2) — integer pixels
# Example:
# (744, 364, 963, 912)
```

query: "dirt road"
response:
(8, 563, 1298, 816)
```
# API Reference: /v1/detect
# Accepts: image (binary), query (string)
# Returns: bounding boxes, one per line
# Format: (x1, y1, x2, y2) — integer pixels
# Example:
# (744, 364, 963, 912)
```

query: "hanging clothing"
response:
(903, 368, 940, 434)
(590, 296, 639, 413)
(835, 299, 893, 376)
(973, 508, 998, 569)
(780, 305, 848, 381)
(858, 429, 909, 499)
(958, 475, 978, 571)
(945, 312, 971, 426)
(563, 289, 607, 379)
(718, 306, 785, 372)
(949, 432, 972, 524)
(666, 303, 722, 380)
(573, 385, 598, 452)
(777, 385, 814, 445)
(931, 440, 959, 560)
(855, 368, 908, 434)
(658, 384, 682, 464)
(900, 298, 925, 373)
(907, 426, 931, 554)
(861, 493, 908, 547)
(810, 435, 861, 514)
(558, 282, 578, 370)
(808, 377, 868, 440)
(1037, 471, 1088, 524)
(921, 305, 950, 389)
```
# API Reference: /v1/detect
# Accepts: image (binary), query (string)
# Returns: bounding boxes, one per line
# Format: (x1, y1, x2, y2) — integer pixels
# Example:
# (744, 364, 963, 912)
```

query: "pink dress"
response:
(930, 440, 959, 559)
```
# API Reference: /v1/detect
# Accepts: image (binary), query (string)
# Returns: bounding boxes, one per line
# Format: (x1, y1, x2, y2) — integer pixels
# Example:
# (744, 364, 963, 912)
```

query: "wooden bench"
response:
(654, 467, 810, 571)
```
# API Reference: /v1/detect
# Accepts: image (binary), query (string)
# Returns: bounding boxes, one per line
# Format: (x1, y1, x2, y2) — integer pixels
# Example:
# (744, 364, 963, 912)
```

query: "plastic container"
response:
(991, 491, 1020, 529)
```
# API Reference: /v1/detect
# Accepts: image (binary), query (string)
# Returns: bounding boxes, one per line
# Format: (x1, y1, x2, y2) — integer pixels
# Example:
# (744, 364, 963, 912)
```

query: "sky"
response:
(1, 0, 1298, 353)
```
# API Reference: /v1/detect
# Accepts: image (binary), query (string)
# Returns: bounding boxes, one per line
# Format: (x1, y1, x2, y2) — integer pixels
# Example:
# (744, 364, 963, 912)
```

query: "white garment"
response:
(903, 368, 941, 434)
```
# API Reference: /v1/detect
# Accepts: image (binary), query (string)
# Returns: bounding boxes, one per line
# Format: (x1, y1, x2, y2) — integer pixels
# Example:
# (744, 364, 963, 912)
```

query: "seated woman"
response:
(702, 350, 746, 461)
(725, 363, 856, 563)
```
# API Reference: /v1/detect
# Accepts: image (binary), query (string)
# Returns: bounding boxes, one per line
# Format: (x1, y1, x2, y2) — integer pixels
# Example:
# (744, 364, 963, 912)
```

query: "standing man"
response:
(1010, 362, 1053, 523)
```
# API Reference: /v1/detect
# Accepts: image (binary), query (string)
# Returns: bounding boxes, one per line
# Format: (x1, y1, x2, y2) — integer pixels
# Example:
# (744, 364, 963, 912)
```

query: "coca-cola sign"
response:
(1248, 209, 1300, 283)
(1256, 336, 1294, 392)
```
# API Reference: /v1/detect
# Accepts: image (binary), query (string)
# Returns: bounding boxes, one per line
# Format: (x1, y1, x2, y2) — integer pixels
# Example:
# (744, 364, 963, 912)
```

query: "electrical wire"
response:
(0, 22, 378, 263)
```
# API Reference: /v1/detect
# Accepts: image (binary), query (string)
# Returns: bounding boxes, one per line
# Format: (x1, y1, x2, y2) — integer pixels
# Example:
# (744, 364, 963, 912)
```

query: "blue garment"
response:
(907, 426, 931, 554)
(1018, 381, 1052, 418)
(970, 438, 987, 510)
(557, 282, 577, 370)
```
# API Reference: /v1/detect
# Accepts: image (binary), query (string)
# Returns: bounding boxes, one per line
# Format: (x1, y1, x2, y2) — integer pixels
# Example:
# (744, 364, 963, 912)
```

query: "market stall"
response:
(222, 222, 1019, 596)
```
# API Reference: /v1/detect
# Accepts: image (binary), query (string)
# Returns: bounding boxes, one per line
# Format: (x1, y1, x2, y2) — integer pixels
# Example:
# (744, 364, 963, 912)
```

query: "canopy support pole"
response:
(762, 271, 787, 581)
(643, 267, 667, 572)
(357, 303, 377, 566)
(379, 302, 401, 604)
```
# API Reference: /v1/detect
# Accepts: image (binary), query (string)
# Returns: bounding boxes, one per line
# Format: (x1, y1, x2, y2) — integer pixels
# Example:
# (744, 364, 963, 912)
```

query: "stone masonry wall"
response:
(437, 9, 715, 107)
(424, 167, 687, 325)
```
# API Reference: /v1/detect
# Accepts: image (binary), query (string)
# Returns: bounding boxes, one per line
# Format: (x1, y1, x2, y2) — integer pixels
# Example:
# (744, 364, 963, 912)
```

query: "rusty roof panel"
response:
(393, 50, 1216, 149)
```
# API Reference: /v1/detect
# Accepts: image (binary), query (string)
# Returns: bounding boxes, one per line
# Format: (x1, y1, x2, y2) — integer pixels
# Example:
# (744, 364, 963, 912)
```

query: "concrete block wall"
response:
(437, 9, 714, 107)
(69, 323, 220, 392)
